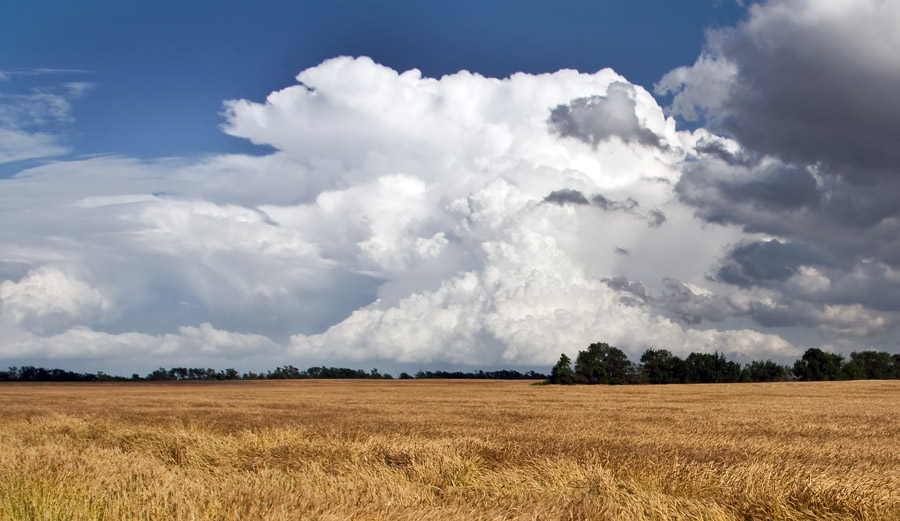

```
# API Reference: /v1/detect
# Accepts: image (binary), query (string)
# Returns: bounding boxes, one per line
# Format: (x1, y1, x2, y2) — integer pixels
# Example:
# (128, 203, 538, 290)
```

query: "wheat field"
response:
(0, 379, 898, 520)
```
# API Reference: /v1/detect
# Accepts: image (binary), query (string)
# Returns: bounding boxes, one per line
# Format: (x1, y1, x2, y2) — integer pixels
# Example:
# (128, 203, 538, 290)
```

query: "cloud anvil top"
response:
(1, 0, 898, 373)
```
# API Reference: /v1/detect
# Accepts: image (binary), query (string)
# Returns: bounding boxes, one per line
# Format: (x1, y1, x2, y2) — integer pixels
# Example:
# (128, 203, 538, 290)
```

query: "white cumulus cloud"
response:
(1, 55, 830, 371)
(0, 266, 114, 331)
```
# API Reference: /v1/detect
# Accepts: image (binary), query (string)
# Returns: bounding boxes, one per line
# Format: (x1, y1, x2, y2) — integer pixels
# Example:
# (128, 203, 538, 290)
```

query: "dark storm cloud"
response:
(544, 188, 590, 206)
(659, 0, 900, 178)
(716, 240, 824, 288)
(606, 275, 646, 299)
(658, 278, 720, 324)
(693, 139, 755, 167)
(655, 0, 900, 344)
(823, 262, 900, 313)
(674, 140, 900, 259)
(647, 209, 666, 228)
(676, 155, 900, 268)
(723, 166, 820, 212)
(602, 261, 900, 336)
(659, 0, 900, 304)
(717, 28, 900, 176)
(591, 193, 639, 212)
(605, 275, 725, 325)
(545, 189, 666, 228)
(604, 272, 894, 335)
(548, 83, 662, 148)
(677, 158, 820, 225)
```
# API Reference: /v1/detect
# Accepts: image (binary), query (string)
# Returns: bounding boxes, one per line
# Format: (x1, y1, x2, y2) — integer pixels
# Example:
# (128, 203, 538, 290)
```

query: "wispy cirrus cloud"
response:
(0, 69, 93, 165)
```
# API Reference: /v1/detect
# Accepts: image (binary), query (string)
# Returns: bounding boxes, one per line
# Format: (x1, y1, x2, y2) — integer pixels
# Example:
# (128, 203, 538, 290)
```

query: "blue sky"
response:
(1, 1, 743, 160)
(2, 0, 899, 375)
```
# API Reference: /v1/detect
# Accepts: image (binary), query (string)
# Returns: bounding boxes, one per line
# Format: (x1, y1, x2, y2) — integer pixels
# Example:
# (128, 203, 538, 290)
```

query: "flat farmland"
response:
(1, 380, 898, 520)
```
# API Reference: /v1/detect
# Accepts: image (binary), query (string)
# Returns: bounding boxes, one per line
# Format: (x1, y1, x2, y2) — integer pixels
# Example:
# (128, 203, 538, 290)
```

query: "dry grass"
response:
(1, 379, 898, 520)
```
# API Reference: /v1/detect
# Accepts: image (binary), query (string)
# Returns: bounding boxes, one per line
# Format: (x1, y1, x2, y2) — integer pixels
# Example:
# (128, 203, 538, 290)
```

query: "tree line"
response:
(0, 365, 547, 382)
(4, 345, 899, 384)
(412, 369, 547, 380)
(548, 343, 900, 385)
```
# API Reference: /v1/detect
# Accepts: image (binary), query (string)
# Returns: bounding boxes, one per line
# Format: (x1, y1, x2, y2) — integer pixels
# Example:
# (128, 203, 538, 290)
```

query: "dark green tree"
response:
(842, 350, 892, 380)
(1, 367, 17, 381)
(792, 348, 843, 381)
(268, 365, 304, 379)
(793, 347, 844, 382)
(742, 360, 790, 382)
(575, 342, 634, 385)
(684, 352, 741, 383)
(841, 357, 865, 380)
(147, 367, 171, 381)
(640, 349, 686, 384)
(548, 353, 576, 385)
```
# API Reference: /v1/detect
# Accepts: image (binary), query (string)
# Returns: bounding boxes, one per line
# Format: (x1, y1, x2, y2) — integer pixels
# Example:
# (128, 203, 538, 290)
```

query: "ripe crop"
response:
(1, 380, 898, 520)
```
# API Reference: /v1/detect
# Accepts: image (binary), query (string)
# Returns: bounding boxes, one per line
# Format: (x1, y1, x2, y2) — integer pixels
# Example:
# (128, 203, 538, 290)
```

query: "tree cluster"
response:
(412, 369, 547, 380)
(0, 366, 127, 382)
(146, 367, 241, 381)
(145, 365, 395, 381)
(0, 365, 546, 382)
(547, 343, 900, 385)
(6, 347, 899, 384)
(792, 348, 900, 381)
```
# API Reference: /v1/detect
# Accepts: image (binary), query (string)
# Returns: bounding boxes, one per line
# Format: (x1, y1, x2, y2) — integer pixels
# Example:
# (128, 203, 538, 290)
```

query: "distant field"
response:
(1, 380, 898, 520)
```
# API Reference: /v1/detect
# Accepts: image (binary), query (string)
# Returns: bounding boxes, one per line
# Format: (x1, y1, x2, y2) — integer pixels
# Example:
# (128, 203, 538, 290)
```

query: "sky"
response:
(1, 0, 899, 375)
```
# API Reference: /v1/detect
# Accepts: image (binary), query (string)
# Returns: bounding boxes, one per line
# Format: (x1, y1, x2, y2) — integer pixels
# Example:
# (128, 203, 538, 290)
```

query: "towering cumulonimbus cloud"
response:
(5, 0, 900, 373)
(217, 56, 794, 364)
(1, 55, 787, 368)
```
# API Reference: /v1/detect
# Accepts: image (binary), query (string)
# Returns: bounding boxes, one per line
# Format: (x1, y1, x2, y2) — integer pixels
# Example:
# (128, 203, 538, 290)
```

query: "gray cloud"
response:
(693, 139, 755, 167)
(660, 1, 900, 336)
(605, 271, 898, 339)
(544, 188, 589, 206)
(647, 209, 666, 228)
(606, 275, 646, 300)
(549, 83, 662, 148)
(591, 193, 638, 212)
(716, 240, 824, 288)
(721, 165, 820, 213)
(660, 0, 900, 305)
(657, 278, 723, 325)
(822, 263, 900, 314)
(545, 188, 666, 228)
(676, 152, 900, 270)
(658, 0, 900, 177)
(605, 276, 726, 325)
(676, 155, 821, 227)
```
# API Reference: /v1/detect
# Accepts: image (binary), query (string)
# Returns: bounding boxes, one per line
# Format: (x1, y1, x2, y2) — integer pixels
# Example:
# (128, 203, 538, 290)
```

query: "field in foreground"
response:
(1, 380, 898, 520)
